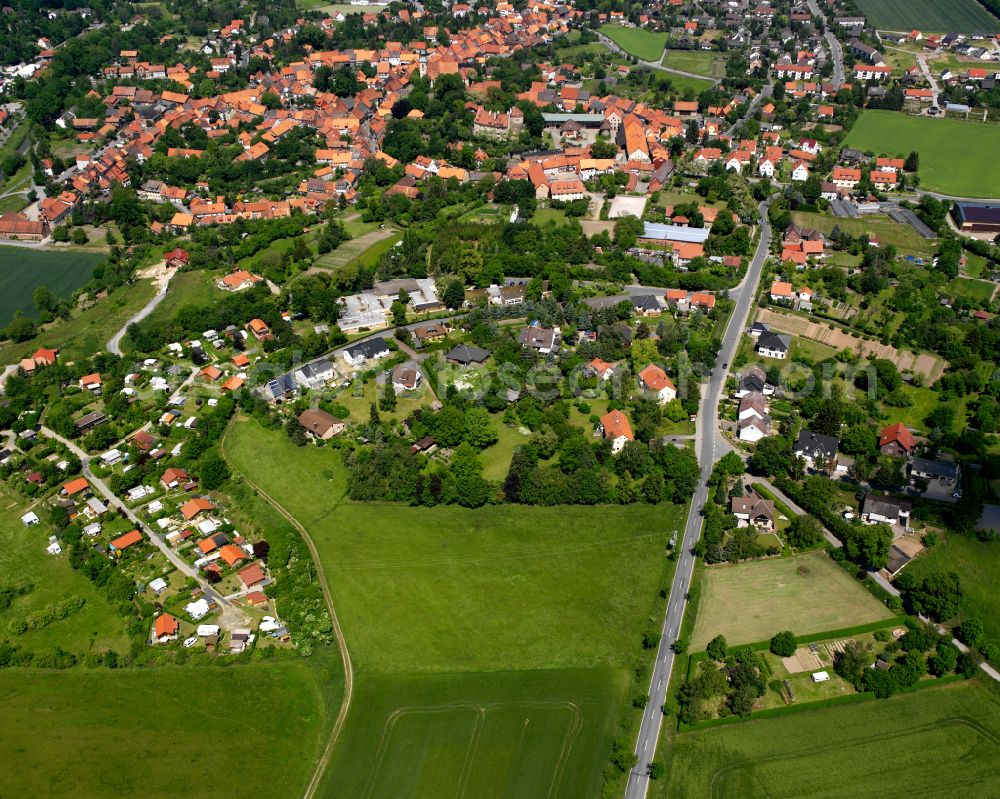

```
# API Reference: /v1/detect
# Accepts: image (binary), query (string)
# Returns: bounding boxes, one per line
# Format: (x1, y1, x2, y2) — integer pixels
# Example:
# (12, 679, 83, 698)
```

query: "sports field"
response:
(599, 24, 668, 61)
(855, 0, 1000, 33)
(0, 245, 102, 325)
(691, 551, 894, 649)
(659, 680, 1000, 798)
(224, 419, 682, 796)
(845, 111, 1000, 198)
(0, 656, 344, 798)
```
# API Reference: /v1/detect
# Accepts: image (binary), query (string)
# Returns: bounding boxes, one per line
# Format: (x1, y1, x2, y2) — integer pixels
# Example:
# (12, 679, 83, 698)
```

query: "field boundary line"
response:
(220, 419, 354, 799)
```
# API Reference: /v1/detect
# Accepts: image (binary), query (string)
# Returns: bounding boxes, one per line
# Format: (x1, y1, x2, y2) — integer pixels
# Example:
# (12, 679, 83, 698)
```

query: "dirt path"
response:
(756, 308, 947, 381)
(220, 421, 353, 799)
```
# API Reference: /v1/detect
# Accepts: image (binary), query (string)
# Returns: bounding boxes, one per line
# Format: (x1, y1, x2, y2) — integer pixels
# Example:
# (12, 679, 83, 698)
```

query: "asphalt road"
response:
(807, 0, 844, 86)
(623, 199, 772, 799)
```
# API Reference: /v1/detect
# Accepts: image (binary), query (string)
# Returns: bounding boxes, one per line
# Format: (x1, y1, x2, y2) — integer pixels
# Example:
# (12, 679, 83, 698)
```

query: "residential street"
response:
(624, 198, 772, 799)
(39, 425, 243, 621)
(806, 0, 844, 86)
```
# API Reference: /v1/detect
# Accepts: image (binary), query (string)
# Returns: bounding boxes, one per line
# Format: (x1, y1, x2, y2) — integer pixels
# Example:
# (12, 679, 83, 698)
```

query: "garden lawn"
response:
(905, 532, 1000, 652)
(320, 668, 626, 799)
(533, 207, 569, 226)
(790, 336, 838, 362)
(0, 245, 103, 326)
(481, 422, 530, 481)
(0, 655, 343, 798)
(690, 550, 894, 649)
(658, 680, 1000, 799)
(854, 0, 1000, 33)
(0, 493, 127, 654)
(947, 277, 996, 304)
(845, 111, 1000, 197)
(599, 24, 668, 61)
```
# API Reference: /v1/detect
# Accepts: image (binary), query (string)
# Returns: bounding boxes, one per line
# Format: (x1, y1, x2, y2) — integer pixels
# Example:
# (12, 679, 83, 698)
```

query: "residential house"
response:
(391, 364, 422, 392)
(756, 331, 790, 359)
(343, 337, 391, 367)
(731, 494, 776, 530)
(861, 494, 912, 528)
(878, 422, 916, 457)
(794, 429, 839, 471)
(445, 344, 490, 366)
(599, 410, 634, 453)
(153, 613, 179, 643)
(518, 325, 560, 355)
(298, 408, 345, 439)
(909, 457, 959, 489)
(637, 364, 677, 405)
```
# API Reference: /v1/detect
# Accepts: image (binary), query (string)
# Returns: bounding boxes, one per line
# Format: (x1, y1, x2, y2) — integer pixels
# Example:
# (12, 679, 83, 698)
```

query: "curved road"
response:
(624, 198, 772, 799)
(597, 33, 723, 85)
(107, 284, 170, 355)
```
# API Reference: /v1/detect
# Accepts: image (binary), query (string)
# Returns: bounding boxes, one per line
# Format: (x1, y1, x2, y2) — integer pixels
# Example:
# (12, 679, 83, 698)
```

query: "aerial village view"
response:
(1, 0, 1000, 795)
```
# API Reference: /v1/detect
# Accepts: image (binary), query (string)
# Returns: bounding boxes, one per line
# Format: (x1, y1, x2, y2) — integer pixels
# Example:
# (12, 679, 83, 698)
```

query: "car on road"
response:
(722, 362, 728, 369)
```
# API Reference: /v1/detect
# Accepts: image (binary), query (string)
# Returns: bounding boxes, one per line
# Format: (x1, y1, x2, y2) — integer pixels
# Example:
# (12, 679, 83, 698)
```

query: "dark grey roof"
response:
(911, 457, 958, 480)
(863, 494, 912, 518)
(446, 344, 489, 364)
(757, 331, 790, 352)
(795, 429, 839, 459)
(346, 337, 390, 360)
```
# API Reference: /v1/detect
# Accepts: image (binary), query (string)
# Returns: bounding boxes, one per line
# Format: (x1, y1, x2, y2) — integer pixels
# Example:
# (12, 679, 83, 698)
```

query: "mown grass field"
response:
(791, 209, 938, 259)
(0, 655, 344, 798)
(657, 680, 1000, 799)
(661, 48, 724, 77)
(321, 669, 626, 799)
(691, 551, 894, 649)
(599, 24, 668, 61)
(845, 111, 1000, 197)
(0, 492, 127, 654)
(224, 419, 681, 674)
(905, 532, 1000, 652)
(223, 418, 682, 796)
(855, 0, 1000, 33)
(0, 246, 102, 325)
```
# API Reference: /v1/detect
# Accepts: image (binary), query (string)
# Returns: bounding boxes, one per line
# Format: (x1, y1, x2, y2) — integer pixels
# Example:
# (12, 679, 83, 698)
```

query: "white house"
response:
(758, 158, 776, 178)
(637, 364, 677, 404)
(342, 337, 391, 368)
(791, 160, 810, 182)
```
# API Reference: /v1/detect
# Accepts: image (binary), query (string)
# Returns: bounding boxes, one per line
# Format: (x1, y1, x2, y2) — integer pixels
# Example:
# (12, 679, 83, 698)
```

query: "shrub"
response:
(770, 630, 797, 657)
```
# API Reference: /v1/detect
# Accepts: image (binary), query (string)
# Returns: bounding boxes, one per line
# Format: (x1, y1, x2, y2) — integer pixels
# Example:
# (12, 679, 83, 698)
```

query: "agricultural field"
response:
(658, 680, 1000, 798)
(0, 246, 103, 326)
(905, 531, 1000, 652)
(599, 24, 668, 61)
(321, 669, 625, 799)
(845, 111, 1000, 197)
(690, 551, 895, 649)
(223, 419, 683, 794)
(0, 492, 128, 654)
(661, 48, 725, 78)
(0, 655, 344, 798)
(854, 0, 1000, 33)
